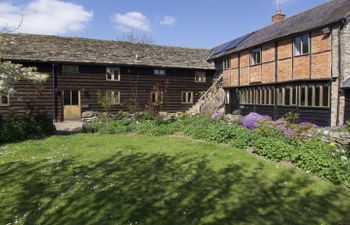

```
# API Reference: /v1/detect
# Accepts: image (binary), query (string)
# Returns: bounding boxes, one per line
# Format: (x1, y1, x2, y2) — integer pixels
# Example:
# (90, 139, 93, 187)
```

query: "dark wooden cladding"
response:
(0, 61, 215, 121)
(237, 104, 330, 126)
(344, 90, 350, 123)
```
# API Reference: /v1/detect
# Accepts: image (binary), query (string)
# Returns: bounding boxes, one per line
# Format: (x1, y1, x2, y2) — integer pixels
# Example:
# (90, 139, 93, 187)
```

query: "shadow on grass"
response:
(0, 152, 349, 225)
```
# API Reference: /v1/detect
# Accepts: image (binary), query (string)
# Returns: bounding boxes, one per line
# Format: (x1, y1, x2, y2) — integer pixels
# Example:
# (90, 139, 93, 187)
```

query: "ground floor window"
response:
(0, 94, 10, 106)
(225, 90, 230, 104)
(240, 87, 274, 105)
(182, 91, 193, 104)
(106, 91, 120, 105)
(151, 91, 164, 104)
(239, 83, 329, 108)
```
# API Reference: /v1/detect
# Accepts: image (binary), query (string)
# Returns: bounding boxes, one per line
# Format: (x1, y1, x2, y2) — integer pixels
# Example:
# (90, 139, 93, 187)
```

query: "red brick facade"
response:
(222, 28, 332, 88)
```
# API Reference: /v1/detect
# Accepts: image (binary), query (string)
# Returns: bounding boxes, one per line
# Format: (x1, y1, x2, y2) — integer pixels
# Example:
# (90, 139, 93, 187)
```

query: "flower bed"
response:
(84, 111, 350, 188)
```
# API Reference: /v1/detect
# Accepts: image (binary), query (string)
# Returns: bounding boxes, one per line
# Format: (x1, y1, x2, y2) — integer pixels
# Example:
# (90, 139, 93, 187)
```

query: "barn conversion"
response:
(209, 0, 350, 126)
(0, 34, 215, 121)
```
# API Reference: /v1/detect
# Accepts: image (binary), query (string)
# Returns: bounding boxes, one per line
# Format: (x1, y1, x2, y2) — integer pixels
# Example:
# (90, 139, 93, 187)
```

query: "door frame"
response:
(62, 89, 81, 121)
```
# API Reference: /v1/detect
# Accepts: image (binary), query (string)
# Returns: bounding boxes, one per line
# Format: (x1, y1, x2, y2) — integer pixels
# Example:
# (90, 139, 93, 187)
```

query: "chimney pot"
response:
(272, 10, 286, 23)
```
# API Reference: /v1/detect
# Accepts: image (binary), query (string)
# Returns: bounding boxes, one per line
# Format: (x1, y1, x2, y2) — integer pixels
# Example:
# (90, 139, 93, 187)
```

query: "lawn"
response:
(0, 134, 349, 225)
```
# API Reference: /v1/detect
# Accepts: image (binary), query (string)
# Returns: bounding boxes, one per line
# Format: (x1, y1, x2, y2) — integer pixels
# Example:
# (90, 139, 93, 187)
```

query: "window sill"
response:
(250, 63, 262, 66)
(106, 80, 121, 82)
(294, 53, 310, 58)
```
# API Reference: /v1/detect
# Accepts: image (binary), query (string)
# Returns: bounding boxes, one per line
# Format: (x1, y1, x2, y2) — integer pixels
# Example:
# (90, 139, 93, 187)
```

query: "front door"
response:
(63, 90, 81, 121)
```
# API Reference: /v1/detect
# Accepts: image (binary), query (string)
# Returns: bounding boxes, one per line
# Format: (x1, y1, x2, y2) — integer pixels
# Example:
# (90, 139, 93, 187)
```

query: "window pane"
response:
(71, 90, 79, 105)
(292, 87, 297, 105)
(294, 37, 302, 55)
(64, 91, 71, 105)
(300, 87, 306, 106)
(322, 86, 329, 107)
(315, 86, 321, 106)
(302, 35, 310, 54)
(1, 95, 9, 104)
(278, 88, 283, 105)
(307, 86, 313, 106)
(285, 87, 290, 106)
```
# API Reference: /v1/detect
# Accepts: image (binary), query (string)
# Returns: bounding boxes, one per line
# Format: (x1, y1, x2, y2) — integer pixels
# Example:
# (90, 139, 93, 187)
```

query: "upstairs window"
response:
(106, 90, 120, 105)
(154, 69, 166, 76)
(294, 34, 310, 56)
(106, 67, 120, 81)
(182, 91, 193, 104)
(223, 57, 230, 70)
(62, 65, 79, 73)
(195, 71, 206, 83)
(0, 94, 9, 106)
(251, 47, 262, 65)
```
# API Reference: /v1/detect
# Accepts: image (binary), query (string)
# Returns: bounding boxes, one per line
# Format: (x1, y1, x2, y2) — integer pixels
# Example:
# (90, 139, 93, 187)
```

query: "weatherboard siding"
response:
(0, 62, 215, 121)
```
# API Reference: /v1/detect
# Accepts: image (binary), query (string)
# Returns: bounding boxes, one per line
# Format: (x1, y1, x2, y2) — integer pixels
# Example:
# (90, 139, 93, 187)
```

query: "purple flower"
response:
(299, 121, 319, 128)
(211, 112, 224, 120)
(241, 113, 272, 130)
(284, 129, 295, 138)
(276, 124, 287, 132)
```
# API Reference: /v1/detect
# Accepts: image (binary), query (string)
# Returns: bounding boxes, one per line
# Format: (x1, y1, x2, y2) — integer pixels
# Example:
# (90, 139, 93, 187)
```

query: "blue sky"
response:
(0, 0, 329, 48)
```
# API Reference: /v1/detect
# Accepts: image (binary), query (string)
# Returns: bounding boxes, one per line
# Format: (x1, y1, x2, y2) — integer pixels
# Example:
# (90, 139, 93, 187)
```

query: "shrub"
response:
(0, 113, 55, 143)
(251, 137, 294, 161)
(292, 139, 350, 185)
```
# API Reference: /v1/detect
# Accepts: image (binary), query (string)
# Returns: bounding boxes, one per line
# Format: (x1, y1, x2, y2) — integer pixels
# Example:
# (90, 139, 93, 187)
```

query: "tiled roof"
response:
(0, 33, 214, 70)
(209, 0, 350, 60)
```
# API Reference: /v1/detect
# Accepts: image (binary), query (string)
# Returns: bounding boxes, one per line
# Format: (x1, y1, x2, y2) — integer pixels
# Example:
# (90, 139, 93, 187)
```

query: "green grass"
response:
(0, 134, 349, 225)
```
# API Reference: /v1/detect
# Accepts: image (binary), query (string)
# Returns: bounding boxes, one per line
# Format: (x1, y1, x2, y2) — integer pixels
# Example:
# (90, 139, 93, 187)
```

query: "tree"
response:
(0, 23, 48, 96)
(117, 31, 154, 44)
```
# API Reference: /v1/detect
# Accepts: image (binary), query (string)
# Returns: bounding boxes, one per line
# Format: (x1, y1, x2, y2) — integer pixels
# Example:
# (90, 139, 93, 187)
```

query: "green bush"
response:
(292, 139, 350, 185)
(252, 137, 294, 161)
(0, 113, 56, 144)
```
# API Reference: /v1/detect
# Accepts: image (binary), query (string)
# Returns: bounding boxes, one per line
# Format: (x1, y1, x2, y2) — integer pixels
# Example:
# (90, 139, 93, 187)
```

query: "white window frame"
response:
(225, 90, 230, 104)
(181, 91, 193, 104)
(223, 57, 230, 70)
(195, 71, 206, 83)
(294, 34, 310, 56)
(62, 65, 79, 73)
(106, 67, 121, 81)
(250, 47, 262, 65)
(106, 90, 121, 105)
(154, 69, 166, 76)
(0, 94, 10, 106)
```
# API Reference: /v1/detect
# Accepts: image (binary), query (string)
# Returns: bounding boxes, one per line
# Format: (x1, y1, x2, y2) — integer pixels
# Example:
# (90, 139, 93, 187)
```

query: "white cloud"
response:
(0, 0, 93, 35)
(160, 16, 176, 26)
(113, 12, 150, 32)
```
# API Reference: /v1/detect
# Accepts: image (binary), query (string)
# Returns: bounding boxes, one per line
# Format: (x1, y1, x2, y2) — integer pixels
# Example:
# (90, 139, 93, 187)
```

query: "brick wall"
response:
(223, 27, 332, 88)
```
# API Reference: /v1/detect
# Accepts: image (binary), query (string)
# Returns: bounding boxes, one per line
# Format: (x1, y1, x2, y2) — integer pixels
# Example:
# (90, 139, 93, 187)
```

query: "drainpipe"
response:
(52, 62, 57, 122)
(336, 20, 346, 125)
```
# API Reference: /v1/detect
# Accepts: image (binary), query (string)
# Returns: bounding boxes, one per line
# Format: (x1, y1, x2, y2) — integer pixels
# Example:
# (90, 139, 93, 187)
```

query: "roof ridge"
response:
(0, 32, 210, 51)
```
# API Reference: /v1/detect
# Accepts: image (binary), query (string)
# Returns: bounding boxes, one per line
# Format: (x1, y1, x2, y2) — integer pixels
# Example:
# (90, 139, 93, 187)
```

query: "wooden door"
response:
(63, 90, 81, 121)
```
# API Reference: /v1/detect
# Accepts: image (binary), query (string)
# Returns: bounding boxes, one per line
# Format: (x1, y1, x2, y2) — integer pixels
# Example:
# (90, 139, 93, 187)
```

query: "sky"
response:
(0, 0, 329, 48)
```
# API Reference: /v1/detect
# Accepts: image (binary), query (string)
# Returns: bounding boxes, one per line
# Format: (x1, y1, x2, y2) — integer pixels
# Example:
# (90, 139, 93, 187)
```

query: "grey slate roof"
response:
(0, 33, 214, 70)
(209, 0, 350, 60)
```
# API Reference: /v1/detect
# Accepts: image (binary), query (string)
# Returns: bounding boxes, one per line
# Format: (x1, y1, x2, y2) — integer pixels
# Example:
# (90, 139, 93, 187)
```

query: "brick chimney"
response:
(272, 10, 286, 23)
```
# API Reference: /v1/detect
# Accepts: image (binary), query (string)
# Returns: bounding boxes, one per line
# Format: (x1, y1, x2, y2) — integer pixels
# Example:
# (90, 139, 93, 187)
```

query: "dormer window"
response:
(106, 67, 120, 81)
(294, 34, 310, 56)
(62, 65, 79, 73)
(251, 47, 262, 65)
(154, 69, 166, 76)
